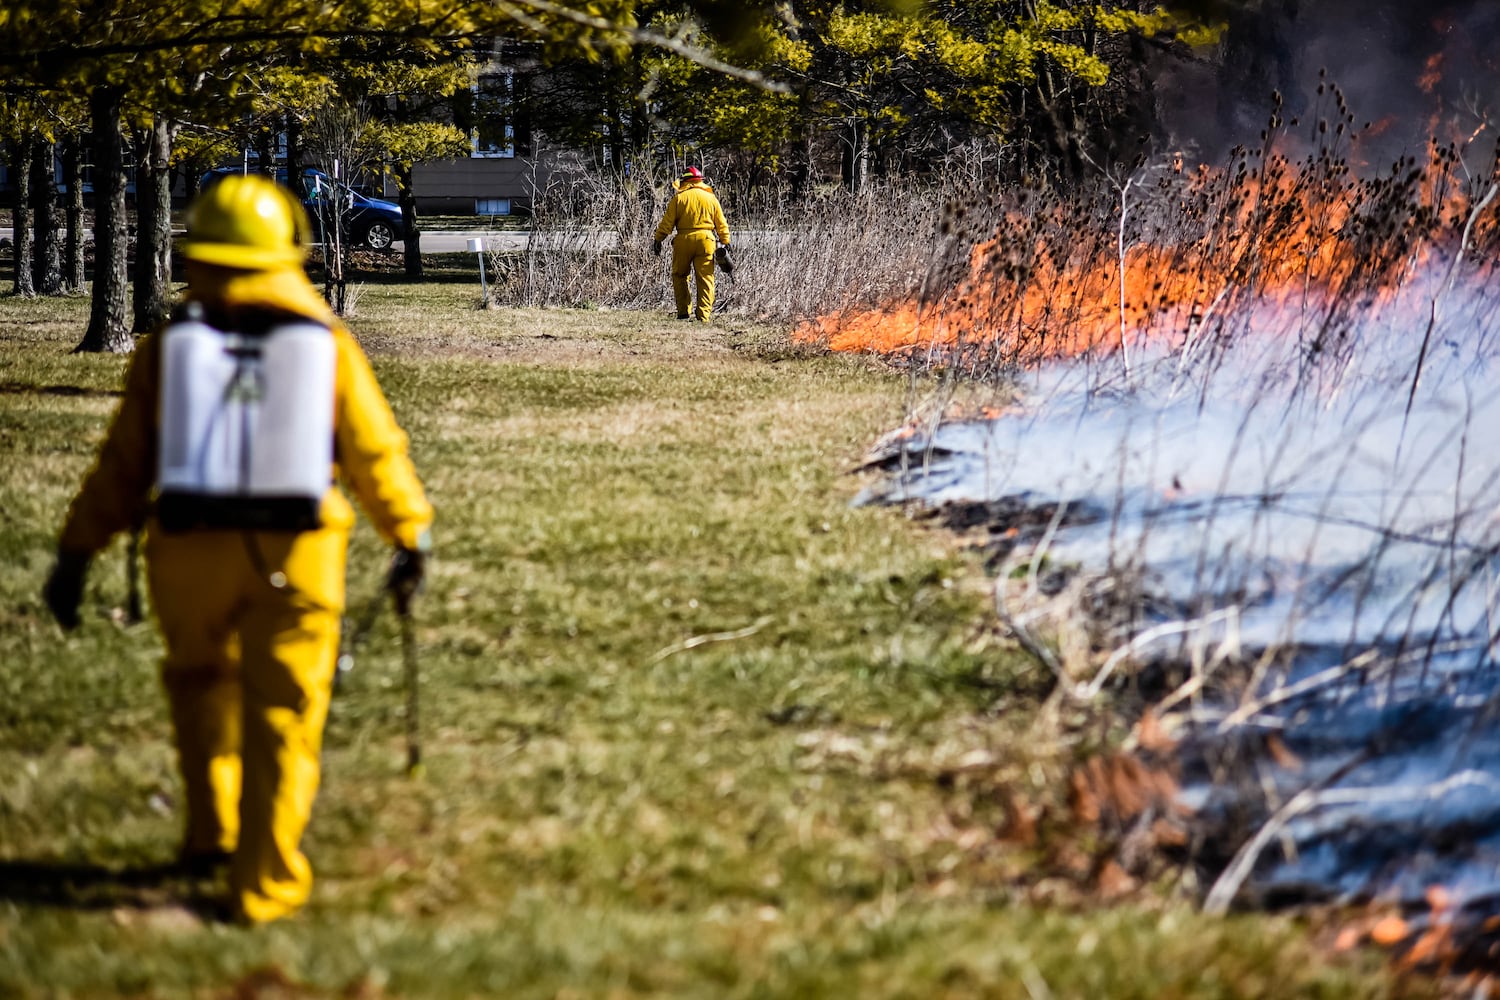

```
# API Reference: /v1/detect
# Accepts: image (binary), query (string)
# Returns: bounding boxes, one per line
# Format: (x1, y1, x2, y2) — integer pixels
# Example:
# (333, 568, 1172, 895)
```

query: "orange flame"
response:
(1418, 52, 1445, 96)
(798, 142, 1498, 364)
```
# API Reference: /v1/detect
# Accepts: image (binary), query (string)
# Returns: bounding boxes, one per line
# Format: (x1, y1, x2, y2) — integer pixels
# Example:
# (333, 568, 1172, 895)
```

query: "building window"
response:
(476, 198, 511, 215)
(472, 73, 515, 158)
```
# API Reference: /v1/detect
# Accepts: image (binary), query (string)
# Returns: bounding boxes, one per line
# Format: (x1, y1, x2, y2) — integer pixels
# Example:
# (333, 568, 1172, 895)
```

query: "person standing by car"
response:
(652, 166, 731, 322)
(41, 174, 433, 924)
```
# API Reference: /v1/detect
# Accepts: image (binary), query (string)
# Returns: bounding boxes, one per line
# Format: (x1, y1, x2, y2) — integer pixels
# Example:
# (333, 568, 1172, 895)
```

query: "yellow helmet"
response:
(182, 174, 310, 270)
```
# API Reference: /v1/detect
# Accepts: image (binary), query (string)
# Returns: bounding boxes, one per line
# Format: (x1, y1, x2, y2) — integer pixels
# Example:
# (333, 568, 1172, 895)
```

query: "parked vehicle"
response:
(198, 167, 405, 250)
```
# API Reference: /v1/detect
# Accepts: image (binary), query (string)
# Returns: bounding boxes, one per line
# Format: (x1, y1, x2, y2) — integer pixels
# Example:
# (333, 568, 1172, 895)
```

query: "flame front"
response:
(800, 129, 1498, 366)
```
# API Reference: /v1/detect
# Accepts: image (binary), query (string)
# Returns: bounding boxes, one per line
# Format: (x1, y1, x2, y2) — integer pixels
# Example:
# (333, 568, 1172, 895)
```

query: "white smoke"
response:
(863, 257, 1500, 912)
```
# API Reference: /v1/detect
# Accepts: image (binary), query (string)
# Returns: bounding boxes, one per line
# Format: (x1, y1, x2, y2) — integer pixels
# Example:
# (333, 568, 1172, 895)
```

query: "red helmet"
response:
(681, 166, 704, 181)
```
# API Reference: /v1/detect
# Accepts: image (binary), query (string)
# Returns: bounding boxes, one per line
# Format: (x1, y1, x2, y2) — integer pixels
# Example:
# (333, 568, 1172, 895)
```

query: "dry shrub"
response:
(488, 154, 663, 310)
(725, 179, 943, 323)
(486, 152, 946, 322)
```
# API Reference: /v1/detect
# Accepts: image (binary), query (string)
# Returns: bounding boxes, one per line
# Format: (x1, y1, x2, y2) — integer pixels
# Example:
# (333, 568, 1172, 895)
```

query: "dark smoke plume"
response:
(1155, 0, 1500, 167)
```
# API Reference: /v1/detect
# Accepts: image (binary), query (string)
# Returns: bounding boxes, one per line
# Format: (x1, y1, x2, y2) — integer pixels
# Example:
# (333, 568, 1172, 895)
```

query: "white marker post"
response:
(466, 237, 488, 305)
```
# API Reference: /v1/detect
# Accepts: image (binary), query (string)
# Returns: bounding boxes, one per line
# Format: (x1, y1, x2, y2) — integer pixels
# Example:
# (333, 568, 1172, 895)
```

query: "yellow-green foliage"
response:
(705, 92, 800, 155)
(0, 95, 52, 146)
(169, 129, 239, 170)
(655, 0, 1216, 156)
(372, 121, 473, 166)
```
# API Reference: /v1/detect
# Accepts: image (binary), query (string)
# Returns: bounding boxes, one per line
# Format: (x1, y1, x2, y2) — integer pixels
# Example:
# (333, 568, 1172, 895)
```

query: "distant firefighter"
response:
(653, 166, 732, 322)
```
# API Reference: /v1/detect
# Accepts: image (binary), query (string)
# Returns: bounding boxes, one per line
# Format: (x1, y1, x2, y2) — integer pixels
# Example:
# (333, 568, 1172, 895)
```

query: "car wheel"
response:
(363, 222, 396, 250)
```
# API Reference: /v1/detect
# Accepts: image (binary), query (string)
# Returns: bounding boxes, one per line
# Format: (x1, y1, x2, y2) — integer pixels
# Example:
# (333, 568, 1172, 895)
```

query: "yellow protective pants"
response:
(146, 525, 346, 924)
(671, 230, 718, 321)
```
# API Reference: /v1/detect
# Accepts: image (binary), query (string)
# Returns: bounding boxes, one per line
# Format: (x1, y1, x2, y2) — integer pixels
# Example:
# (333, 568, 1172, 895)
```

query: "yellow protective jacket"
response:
(654, 181, 730, 247)
(58, 267, 433, 555)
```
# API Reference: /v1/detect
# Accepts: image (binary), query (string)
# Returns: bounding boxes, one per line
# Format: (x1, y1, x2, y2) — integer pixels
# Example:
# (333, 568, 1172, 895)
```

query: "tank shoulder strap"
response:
(169, 300, 331, 336)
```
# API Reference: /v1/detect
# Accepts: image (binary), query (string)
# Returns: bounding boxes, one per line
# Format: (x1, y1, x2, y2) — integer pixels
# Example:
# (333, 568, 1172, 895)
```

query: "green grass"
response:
(0, 287, 1432, 998)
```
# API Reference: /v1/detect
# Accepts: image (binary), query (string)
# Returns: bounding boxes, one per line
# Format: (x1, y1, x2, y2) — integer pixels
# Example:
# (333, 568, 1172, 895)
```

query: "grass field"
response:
(0, 284, 1431, 998)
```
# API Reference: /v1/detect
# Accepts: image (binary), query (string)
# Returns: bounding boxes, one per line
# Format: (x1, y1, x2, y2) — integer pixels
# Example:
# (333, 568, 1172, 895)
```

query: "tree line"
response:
(522, 0, 1226, 197)
(2, 0, 1237, 352)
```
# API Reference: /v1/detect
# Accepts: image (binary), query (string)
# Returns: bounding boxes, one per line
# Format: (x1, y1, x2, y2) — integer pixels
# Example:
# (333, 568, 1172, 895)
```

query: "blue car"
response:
(199, 167, 405, 250)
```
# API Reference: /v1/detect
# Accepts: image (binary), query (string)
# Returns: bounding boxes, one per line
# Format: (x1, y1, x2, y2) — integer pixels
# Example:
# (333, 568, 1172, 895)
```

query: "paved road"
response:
(0, 229, 782, 253)
(410, 230, 786, 252)
(0, 227, 514, 253)
(411, 231, 526, 252)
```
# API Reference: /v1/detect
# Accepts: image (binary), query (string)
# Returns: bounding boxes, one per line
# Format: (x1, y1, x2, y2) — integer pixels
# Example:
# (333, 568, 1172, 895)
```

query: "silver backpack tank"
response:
(156, 309, 335, 532)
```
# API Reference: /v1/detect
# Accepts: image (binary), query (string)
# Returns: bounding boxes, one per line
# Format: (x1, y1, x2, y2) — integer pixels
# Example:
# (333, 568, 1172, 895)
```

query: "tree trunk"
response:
(285, 112, 303, 195)
(182, 154, 205, 202)
(1035, 63, 1085, 183)
(628, 55, 650, 150)
(605, 95, 625, 172)
(394, 160, 423, 279)
(78, 85, 132, 354)
(322, 187, 345, 314)
(843, 119, 869, 195)
(31, 137, 62, 295)
(63, 132, 86, 293)
(782, 75, 817, 201)
(12, 136, 36, 298)
(789, 102, 814, 201)
(256, 127, 275, 176)
(132, 114, 175, 333)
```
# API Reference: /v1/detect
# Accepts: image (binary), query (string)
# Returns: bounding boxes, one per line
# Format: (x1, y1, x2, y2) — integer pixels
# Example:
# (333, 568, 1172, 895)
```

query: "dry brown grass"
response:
(483, 157, 946, 325)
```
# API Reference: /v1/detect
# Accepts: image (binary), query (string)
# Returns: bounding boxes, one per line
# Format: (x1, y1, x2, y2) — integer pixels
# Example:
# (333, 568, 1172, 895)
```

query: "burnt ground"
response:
(908, 491, 1500, 992)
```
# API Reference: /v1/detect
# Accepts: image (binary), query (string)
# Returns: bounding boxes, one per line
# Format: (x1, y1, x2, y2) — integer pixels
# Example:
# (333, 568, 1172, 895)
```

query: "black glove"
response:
(43, 550, 91, 630)
(651, 240, 662, 257)
(387, 547, 426, 613)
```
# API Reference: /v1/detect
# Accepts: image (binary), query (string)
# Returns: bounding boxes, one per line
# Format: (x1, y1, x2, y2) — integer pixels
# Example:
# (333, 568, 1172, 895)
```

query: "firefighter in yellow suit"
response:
(41, 175, 433, 924)
(652, 166, 731, 322)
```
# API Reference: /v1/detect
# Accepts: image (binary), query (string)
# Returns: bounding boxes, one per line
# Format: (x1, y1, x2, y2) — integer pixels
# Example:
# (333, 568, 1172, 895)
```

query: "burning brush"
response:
(849, 103, 1500, 959)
